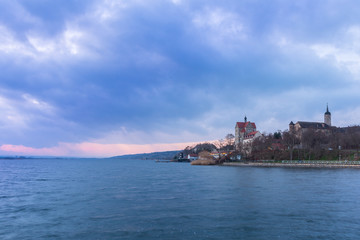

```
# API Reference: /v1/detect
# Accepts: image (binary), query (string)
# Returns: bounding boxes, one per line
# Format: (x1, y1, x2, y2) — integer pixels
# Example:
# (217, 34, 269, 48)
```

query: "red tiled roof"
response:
(244, 131, 260, 139)
(236, 122, 246, 128)
(236, 122, 256, 129)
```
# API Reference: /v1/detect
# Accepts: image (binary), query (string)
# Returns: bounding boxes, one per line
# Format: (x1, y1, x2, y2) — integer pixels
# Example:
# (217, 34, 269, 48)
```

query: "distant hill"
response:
(111, 150, 180, 160)
(0, 156, 34, 160)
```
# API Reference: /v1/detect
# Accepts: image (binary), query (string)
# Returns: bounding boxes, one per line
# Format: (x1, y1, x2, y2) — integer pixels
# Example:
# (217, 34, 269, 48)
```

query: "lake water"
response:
(1, 159, 360, 240)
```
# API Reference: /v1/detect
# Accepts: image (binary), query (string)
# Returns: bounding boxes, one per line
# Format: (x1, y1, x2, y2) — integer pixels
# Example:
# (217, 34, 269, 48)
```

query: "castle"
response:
(234, 105, 334, 150)
(235, 116, 261, 147)
(289, 105, 333, 135)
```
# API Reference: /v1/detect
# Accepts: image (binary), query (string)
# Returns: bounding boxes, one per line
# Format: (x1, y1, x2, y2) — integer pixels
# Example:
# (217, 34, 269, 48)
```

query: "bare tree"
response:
(214, 138, 225, 159)
(224, 133, 235, 152)
(251, 136, 267, 160)
(282, 130, 300, 160)
(301, 129, 328, 160)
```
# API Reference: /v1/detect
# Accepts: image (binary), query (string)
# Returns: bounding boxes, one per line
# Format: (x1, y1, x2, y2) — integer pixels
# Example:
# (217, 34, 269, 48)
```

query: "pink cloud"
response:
(0, 144, 64, 156)
(0, 141, 201, 157)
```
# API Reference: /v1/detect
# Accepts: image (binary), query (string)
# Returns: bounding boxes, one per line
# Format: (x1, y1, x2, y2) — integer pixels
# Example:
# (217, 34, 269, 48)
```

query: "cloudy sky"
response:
(1, 0, 360, 157)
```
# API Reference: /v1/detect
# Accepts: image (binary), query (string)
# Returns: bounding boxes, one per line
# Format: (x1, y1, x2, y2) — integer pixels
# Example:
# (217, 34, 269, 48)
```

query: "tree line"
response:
(179, 126, 360, 162)
(248, 126, 360, 161)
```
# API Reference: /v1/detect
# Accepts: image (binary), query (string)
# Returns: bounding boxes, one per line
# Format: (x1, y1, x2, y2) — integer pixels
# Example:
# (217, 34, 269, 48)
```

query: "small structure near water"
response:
(187, 154, 198, 161)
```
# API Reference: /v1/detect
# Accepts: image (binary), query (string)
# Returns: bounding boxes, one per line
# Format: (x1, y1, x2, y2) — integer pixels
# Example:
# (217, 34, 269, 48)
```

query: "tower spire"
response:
(244, 115, 247, 123)
(324, 103, 331, 126)
(325, 103, 331, 114)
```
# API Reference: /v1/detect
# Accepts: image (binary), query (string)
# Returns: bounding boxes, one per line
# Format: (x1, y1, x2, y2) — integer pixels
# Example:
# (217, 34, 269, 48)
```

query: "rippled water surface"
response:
(1, 159, 360, 239)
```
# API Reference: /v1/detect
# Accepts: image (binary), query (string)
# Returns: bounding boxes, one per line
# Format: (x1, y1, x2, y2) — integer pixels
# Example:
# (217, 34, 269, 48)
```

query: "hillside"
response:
(111, 150, 180, 160)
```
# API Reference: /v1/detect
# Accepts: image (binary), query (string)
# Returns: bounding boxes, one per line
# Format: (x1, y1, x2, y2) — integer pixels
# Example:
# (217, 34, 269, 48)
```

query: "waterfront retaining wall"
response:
(222, 162, 360, 168)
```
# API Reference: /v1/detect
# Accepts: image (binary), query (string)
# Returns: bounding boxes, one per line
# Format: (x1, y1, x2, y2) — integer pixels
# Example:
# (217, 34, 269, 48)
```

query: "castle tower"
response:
(324, 104, 331, 126)
(289, 121, 295, 132)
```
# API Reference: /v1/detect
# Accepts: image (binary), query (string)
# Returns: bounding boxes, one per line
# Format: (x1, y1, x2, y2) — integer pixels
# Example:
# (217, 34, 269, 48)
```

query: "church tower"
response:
(324, 104, 331, 126)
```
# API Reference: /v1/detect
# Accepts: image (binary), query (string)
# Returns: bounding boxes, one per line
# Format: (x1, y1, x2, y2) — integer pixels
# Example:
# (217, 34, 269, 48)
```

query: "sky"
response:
(1, 0, 360, 157)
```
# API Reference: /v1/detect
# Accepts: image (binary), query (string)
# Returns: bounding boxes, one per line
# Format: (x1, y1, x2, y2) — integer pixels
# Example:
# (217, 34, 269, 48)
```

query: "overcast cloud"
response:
(1, 0, 360, 157)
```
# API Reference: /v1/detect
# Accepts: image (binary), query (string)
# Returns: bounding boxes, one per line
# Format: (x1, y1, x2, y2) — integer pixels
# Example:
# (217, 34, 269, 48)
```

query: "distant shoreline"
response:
(222, 162, 360, 169)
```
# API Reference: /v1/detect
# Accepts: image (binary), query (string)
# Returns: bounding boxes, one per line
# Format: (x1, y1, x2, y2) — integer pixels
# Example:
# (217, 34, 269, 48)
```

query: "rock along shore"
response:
(191, 159, 218, 165)
(222, 162, 360, 169)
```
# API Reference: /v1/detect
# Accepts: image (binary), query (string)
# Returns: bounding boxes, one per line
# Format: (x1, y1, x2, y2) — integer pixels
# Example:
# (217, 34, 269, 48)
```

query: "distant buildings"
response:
(187, 154, 198, 161)
(234, 105, 345, 152)
(234, 105, 334, 151)
(230, 104, 360, 161)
